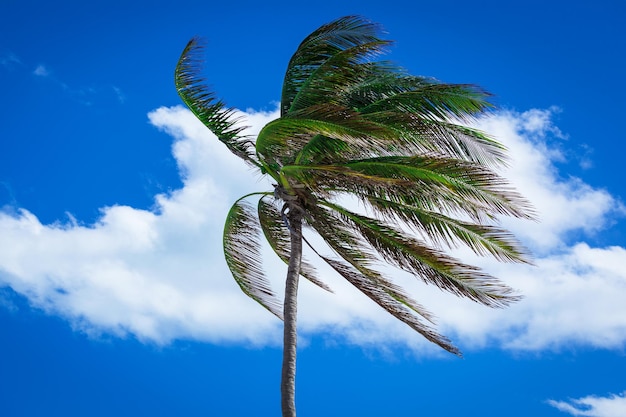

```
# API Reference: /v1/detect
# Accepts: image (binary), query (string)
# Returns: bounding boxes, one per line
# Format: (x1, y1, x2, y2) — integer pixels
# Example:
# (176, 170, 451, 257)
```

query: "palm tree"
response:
(175, 15, 533, 417)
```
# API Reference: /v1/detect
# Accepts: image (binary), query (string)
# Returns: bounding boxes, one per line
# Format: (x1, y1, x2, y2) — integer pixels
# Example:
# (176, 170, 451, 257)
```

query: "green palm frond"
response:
(291, 112, 507, 167)
(282, 156, 534, 221)
(305, 205, 441, 322)
(359, 80, 493, 121)
(321, 256, 460, 355)
(345, 156, 533, 218)
(362, 111, 507, 166)
(339, 70, 503, 166)
(324, 201, 521, 308)
(281, 15, 385, 116)
(293, 134, 354, 166)
(283, 163, 465, 215)
(256, 104, 398, 166)
(223, 199, 282, 319)
(175, 38, 258, 166)
(288, 41, 393, 113)
(257, 197, 333, 293)
(366, 196, 530, 263)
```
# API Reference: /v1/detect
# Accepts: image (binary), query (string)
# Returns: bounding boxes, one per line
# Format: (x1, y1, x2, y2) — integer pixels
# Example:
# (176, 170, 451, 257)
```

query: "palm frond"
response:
(338, 72, 505, 166)
(345, 156, 533, 219)
(293, 134, 354, 165)
(292, 112, 507, 167)
(366, 196, 531, 263)
(362, 111, 508, 166)
(175, 38, 259, 166)
(360, 80, 493, 121)
(281, 15, 386, 116)
(342, 72, 427, 109)
(324, 201, 521, 308)
(282, 156, 535, 221)
(257, 197, 333, 292)
(223, 199, 282, 319)
(256, 104, 397, 166)
(322, 256, 460, 355)
(305, 204, 440, 323)
(288, 41, 393, 113)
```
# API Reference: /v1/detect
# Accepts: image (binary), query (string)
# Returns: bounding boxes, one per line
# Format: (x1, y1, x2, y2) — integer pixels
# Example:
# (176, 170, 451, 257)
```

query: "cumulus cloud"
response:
(475, 108, 622, 253)
(548, 391, 626, 417)
(0, 106, 282, 345)
(0, 104, 624, 353)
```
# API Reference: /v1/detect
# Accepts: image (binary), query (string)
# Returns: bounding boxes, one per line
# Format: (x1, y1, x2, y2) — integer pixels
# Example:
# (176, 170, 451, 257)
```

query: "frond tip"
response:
(322, 256, 461, 355)
(175, 37, 259, 166)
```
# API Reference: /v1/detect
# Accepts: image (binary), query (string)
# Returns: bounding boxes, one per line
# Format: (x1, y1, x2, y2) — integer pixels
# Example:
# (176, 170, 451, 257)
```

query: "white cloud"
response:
(474, 108, 622, 253)
(0, 104, 625, 354)
(548, 391, 626, 417)
(0, 106, 282, 346)
(425, 242, 626, 351)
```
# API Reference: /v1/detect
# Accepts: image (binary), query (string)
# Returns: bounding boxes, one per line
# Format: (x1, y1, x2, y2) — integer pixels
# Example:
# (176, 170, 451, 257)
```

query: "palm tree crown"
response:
(175, 15, 534, 416)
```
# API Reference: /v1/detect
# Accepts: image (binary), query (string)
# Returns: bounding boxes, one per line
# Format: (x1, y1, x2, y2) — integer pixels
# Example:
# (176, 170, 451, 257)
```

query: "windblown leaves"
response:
(256, 104, 399, 167)
(366, 196, 530, 262)
(177, 15, 535, 355)
(306, 203, 462, 353)
(175, 38, 258, 166)
(322, 256, 460, 355)
(320, 202, 522, 308)
(281, 15, 386, 116)
(223, 200, 282, 319)
(282, 155, 534, 222)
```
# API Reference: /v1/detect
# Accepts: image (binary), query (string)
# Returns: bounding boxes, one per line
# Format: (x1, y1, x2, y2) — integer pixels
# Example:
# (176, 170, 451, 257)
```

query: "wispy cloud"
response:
(33, 64, 50, 77)
(3, 51, 126, 106)
(0, 105, 624, 353)
(8, 57, 126, 106)
(0, 52, 22, 70)
(548, 391, 626, 417)
(112, 86, 126, 103)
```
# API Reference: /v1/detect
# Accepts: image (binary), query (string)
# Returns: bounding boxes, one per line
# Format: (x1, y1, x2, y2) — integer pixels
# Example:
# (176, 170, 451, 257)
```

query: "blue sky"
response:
(1, 1, 626, 416)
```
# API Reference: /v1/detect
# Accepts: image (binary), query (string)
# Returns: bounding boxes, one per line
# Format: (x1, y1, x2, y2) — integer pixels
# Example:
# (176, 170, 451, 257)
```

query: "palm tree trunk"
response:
(281, 208, 302, 417)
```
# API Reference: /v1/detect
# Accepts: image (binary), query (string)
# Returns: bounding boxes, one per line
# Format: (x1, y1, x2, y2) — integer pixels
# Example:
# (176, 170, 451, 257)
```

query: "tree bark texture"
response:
(281, 209, 302, 417)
